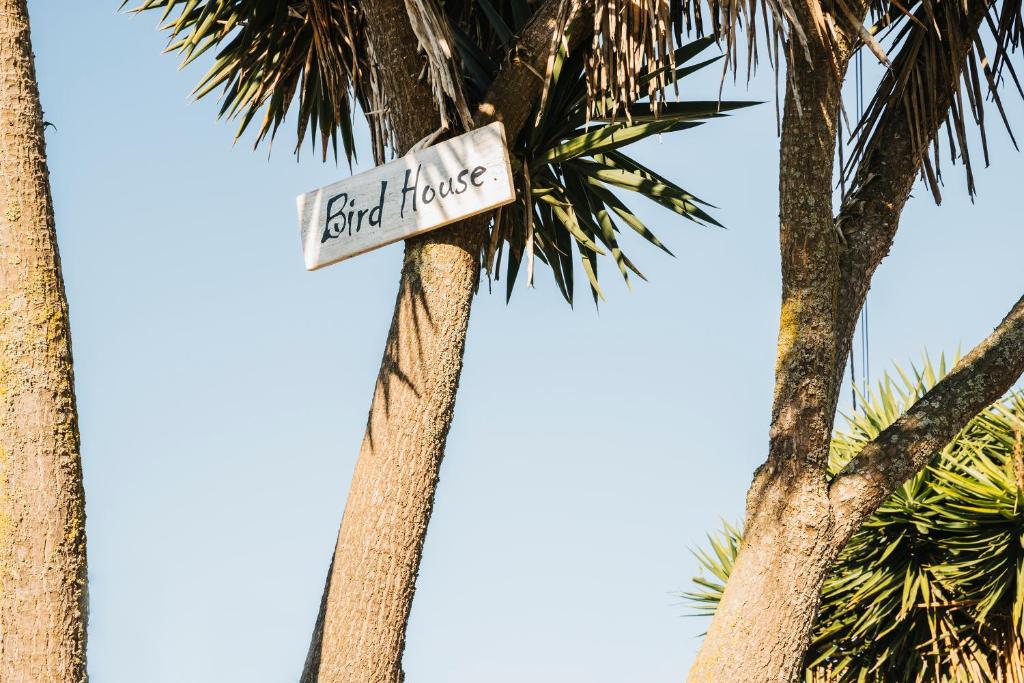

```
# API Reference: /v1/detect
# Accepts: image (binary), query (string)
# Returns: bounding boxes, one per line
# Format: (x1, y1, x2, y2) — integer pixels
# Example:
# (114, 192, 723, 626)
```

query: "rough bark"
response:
(829, 0, 993, 396)
(830, 294, 1024, 530)
(688, 33, 852, 682)
(299, 215, 485, 683)
(689, 469, 844, 683)
(300, 3, 581, 681)
(690, 4, 1024, 682)
(0, 2, 89, 682)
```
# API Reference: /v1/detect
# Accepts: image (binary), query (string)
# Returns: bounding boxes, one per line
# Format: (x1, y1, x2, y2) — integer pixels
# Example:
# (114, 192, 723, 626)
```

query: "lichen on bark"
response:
(0, 1, 88, 681)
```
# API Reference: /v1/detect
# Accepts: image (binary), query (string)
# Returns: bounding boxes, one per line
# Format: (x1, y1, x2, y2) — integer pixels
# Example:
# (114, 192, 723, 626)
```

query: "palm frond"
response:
(687, 356, 1024, 682)
(404, 0, 474, 132)
(129, 2, 753, 303)
(126, 0, 385, 163)
(667, 1, 1023, 199)
(846, 1, 1024, 200)
(485, 36, 756, 304)
(587, 0, 679, 119)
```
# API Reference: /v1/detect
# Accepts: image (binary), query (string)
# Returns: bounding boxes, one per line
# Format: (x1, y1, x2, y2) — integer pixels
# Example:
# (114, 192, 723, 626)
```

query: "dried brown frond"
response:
(657, 1, 1022, 199)
(305, 0, 390, 163)
(129, 0, 388, 163)
(845, 0, 1023, 200)
(587, 0, 677, 119)
(405, 0, 475, 132)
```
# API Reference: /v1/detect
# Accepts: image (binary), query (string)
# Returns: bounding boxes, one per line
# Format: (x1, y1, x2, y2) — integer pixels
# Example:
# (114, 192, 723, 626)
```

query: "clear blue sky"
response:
(27, 4, 1024, 682)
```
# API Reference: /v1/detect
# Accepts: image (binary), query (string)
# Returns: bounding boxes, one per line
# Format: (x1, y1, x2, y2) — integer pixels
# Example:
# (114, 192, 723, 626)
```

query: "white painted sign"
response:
(297, 122, 515, 270)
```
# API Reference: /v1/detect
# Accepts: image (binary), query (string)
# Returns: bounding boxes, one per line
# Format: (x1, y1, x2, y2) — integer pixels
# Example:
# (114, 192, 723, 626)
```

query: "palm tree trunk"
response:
(687, 470, 843, 683)
(301, 217, 484, 683)
(0, 2, 89, 681)
(686, 2, 1006, 678)
(299, 0, 486, 680)
(298, 3, 583, 678)
(688, 32, 851, 683)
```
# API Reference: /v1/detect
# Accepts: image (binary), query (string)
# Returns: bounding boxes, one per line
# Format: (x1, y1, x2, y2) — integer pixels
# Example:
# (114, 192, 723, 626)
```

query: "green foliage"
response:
(125, 0, 379, 162)
(688, 356, 1024, 682)
(126, 1, 755, 305)
(480, 37, 755, 304)
(674, 0, 1024, 200)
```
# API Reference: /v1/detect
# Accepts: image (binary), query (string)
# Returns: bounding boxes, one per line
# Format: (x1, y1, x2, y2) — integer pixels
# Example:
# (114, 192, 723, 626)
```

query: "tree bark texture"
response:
(299, 3, 475, 677)
(300, 217, 484, 683)
(690, 3, 1024, 681)
(0, 2, 88, 682)
(300, 2, 579, 681)
(688, 35, 852, 682)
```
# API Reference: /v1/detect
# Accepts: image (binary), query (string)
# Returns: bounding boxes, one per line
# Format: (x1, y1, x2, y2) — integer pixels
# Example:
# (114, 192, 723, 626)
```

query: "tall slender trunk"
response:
(688, 35, 852, 683)
(298, 2, 580, 677)
(0, 2, 89, 681)
(301, 219, 484, 683)
(299, 0, 484, 679)
(688, 2, 1002, 679)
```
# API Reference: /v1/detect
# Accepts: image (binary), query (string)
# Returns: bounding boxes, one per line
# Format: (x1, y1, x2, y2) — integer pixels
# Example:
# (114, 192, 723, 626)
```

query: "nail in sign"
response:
(297, 122, 515, 270)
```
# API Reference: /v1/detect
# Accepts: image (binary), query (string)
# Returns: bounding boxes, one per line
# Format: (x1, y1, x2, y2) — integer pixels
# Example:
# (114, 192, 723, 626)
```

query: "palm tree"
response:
(669, 2, 1024, 680)
(125, 1, 750, 680)
(689, 358, 1024, 682)
(0, 1, 88, 681)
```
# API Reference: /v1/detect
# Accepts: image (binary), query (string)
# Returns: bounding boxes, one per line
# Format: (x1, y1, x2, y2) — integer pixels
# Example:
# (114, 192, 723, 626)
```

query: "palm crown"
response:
(126, 1, 1023, 302)
(126, 0, 762, 303)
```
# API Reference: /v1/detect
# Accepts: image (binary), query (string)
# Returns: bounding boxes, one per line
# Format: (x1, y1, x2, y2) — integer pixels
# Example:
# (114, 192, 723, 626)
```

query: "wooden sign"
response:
(297, 122, 515, 270)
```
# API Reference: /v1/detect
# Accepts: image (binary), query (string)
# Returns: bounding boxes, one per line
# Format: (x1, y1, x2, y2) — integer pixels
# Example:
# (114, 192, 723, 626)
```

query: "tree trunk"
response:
(688, 469, 842, 683)
(299, 0, 486, 679)
(0, 2, 89, 682)
(298, 0, 582, 678)
(687, 3, 1010, 679)
(689, 32, 852, 682)
(300, 218, 484, 683)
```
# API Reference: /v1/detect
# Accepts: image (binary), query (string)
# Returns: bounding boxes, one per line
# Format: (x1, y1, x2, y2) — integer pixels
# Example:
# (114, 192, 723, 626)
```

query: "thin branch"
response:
(762, 35, 849, 474)
(829, 294, 1024, 527)
(475, 0, 589, 134)
(829, 1, 991, 394)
